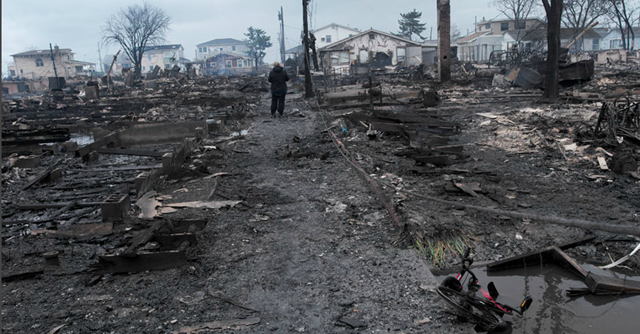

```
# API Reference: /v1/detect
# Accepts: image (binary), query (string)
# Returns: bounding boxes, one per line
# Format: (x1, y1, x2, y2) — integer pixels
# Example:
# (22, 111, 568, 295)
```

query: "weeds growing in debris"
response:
(414, 233, 474, 267)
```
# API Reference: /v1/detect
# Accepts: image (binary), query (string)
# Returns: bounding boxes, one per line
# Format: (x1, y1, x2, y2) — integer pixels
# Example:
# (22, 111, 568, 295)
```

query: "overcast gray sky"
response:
(2, 0, 506, 73)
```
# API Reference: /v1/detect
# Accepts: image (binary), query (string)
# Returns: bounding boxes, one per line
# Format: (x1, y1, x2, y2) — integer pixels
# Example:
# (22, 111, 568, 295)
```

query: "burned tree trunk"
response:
(542, 0, 563, 100)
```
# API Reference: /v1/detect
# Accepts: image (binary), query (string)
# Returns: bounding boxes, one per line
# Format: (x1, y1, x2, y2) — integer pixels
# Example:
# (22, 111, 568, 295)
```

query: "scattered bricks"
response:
(60, 141, 78, 153)
(42, 251, 60, 267)
(101, 194, 131, 222)
(134, 171, 150, 195)
(83, 151, 100, 164)
(10, 155, 41, 168)
(162, 153, 174, 170)
(44, 168, 63, 184)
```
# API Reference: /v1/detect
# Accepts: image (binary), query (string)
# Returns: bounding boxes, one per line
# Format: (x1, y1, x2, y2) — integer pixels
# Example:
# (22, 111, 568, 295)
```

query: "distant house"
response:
(9, 46, 95, 79)
(202, 52, 254, 75)
(141, 44, 185, 72)
(457, 17, 546, 62)
(312, 23, 360, 49)
(318, 29, 423, 73)
(102, 53, 134, 75)
(196, 38, 248, 61)
(601, 27, 640, 50)
(560, 28, 602, 51)
(285, 23, 359, 61)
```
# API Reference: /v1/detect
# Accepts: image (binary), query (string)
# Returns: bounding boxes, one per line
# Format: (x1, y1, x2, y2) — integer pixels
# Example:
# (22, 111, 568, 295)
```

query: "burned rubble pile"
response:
(307, 66, 640, 273)
(2, 75, 262, 280)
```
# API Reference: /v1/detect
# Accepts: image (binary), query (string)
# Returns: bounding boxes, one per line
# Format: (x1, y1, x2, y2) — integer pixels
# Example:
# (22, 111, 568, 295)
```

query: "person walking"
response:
(268, 62, 290, 118)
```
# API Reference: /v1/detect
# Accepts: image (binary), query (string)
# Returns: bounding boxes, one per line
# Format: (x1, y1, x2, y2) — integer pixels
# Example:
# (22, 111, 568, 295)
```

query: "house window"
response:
(611, 39, 621, 49)
(67, 55, 70, 60)
(501, 22, 509, 31)
(20, 69, 23, 74)
(593, 39, 599, 50)
(232, 45, 236, 51)
(10, 70, 15, 76)
(123, 63, 131, 68)
(199, 47, 207, 52)
(226, 60, 232, 68)
(516, 21, 526, 29)
(142, 66, 146, 71)
(326, 35, 332, 43)
(237, 60, 243, 67)
(349, 34, 354, 37)
(321, 37, 326, 42)
(209, 62, 217, 67)
(397, 48, 406, 62)
(359, 49, 369, 63)
(369, 33, 375, 40)
(148, 54, 152, 60)
(220, 48, 224, 51)
(35, 58, 44, 67)
(485, 23, 490, 29)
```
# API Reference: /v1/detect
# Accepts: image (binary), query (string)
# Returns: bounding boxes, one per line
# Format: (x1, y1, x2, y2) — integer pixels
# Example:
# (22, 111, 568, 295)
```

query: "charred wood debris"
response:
(2, 55, 640, 284)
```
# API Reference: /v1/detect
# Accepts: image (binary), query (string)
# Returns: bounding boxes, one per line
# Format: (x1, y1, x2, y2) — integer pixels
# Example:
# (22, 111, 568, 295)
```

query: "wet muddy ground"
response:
(2, 84, 640, 333)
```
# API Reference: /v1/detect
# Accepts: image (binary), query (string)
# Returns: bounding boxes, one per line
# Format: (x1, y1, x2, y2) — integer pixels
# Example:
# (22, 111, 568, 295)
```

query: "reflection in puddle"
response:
(436, 263, 640, 334)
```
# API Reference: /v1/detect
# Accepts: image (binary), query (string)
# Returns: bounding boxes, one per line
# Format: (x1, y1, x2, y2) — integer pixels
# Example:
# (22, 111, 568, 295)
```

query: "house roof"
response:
(285, 45, 303, 53)
(197, 38, 245, 47)
(560, 28, 601, 40)
(143, 44, 183, 51)
(312, 23, 360, 34)
(602, 26, 640, 38)
(319, 29, 422, 51)
(505, 28, 546, 42)
(11, 48, 73, 57)
(68, 60, 95, 66)
(477, 17, 545, 25)
(455, 31, 489, 44)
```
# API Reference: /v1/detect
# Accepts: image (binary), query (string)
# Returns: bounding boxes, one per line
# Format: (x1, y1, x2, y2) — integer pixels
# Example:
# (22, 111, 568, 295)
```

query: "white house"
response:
(318, 29, 422, 73)
(601, 27, 640, 50)
(312, 23, 360, 49)
(195, 38, 248, 61)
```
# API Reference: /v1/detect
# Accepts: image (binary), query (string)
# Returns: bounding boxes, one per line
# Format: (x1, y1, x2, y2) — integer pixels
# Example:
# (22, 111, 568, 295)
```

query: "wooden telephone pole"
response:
(279, 7, 286, 65)
(302, 0, 314, 98)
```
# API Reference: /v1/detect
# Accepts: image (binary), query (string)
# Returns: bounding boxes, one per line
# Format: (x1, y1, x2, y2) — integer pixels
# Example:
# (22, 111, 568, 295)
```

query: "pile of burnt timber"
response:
(345, 109, 465, 167)
(2, 74, 262, 281)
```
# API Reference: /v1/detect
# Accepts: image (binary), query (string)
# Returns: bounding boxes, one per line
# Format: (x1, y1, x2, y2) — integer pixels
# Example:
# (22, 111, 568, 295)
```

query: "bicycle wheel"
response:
(437, 286, 506, 332)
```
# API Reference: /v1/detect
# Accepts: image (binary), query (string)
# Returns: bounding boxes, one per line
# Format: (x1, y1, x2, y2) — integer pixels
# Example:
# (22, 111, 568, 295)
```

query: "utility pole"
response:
(437, 0, 451, 83)
(279, 6, 286, 65)
(97, 42, 104, 74)
(49, 43, 60, 88)
(302, 0, 314, 98)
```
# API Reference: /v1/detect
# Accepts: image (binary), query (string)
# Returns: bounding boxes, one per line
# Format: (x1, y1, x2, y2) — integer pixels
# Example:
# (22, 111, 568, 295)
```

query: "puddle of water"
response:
(231, 129, 248, 136)
(436, 263, 640, 334)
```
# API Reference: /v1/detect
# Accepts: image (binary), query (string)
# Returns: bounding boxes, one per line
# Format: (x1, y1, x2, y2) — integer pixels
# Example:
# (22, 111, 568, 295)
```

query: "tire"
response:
(437, 286, 506, 332)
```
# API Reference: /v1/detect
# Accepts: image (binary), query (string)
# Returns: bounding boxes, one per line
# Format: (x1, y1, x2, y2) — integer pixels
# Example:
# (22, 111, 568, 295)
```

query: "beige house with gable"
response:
(9, 46, 95, 79)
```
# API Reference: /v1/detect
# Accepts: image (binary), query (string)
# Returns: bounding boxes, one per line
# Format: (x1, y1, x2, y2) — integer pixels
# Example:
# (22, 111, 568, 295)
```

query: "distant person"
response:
(268, 62, 290, 118)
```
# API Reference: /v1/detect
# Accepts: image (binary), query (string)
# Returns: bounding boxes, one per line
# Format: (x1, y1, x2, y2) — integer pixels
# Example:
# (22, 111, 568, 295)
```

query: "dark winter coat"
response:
(268, 66, 289, 96)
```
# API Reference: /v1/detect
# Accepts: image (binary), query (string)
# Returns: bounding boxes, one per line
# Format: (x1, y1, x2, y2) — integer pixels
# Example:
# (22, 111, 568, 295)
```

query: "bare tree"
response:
(103, 2, 171, 79)
(562, 0, 608, 50)
(451, 24, 462, 41)
(492, 0, 539, 29)
(542, 0, 564, 100)
(607, 0, 639, 50)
